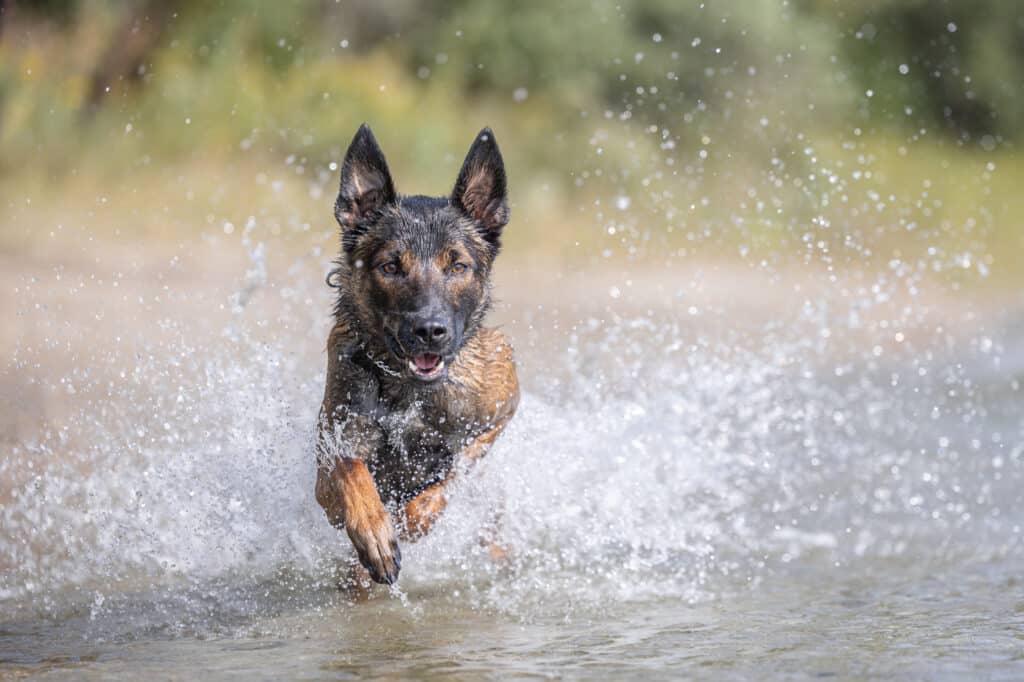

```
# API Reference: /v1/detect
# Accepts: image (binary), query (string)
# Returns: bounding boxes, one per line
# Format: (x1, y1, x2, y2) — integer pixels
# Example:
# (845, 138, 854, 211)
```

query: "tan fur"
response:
(315, 324, 518, 583)
(320, 123, 514, 586)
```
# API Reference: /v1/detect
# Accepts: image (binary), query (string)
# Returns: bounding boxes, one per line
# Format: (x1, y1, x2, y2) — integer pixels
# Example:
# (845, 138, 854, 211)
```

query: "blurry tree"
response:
(1, 0, 1022, 175)
(1, 0, 77, 26)
(83, 0, 177, 115)
(401, 0, 842, 124)
(809, 0, 1024, 144)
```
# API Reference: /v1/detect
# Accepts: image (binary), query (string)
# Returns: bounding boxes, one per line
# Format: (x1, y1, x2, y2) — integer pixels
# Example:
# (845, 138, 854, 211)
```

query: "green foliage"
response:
(810, 0, 1024, 143)
(0, 0, 1021, 280)
(3, 0, 1021, 172)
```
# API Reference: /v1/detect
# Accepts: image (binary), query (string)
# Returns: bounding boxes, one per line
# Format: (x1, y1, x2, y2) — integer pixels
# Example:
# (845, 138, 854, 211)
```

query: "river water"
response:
(1, 249, 1022, 679)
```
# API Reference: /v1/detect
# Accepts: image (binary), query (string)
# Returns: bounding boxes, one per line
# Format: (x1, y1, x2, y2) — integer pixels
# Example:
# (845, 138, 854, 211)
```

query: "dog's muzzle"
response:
(393, 311, 462, 382)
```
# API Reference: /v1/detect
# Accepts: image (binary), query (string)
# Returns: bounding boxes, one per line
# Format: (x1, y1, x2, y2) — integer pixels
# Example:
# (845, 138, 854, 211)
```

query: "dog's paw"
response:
(402, 483, 448, 540)
(346, 511, 401, 585)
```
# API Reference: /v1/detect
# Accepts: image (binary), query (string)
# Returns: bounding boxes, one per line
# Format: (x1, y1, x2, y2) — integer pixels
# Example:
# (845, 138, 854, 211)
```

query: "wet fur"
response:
(315, 125, 519, 585)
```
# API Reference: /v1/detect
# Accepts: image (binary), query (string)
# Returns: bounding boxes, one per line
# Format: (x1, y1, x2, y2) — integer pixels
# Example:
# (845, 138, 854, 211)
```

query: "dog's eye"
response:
(380, 262, 400, 276)
(451, 262, 468, 275)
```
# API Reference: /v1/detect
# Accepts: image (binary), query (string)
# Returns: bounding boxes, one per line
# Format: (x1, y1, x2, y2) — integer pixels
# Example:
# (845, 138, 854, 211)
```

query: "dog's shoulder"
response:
(324, 319, 363, 377)
(322, 319, 379, 417)
(448, 327, 519, 425)
(326, 319, 358, 354)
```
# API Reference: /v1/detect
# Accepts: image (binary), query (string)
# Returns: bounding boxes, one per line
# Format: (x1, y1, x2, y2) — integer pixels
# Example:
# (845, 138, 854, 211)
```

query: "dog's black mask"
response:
(331, 124, 509, 383)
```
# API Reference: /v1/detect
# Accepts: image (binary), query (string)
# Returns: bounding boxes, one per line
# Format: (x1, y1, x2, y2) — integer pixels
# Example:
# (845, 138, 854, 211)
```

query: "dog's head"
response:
(331, 124, 509, 383)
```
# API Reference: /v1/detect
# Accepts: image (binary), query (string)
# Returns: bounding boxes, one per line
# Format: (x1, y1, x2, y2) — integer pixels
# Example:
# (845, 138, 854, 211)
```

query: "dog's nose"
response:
(413, 320, 449, 344)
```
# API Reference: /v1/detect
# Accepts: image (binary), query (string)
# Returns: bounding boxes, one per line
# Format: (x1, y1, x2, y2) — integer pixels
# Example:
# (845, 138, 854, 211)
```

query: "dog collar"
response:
(360, 346, 402, 378)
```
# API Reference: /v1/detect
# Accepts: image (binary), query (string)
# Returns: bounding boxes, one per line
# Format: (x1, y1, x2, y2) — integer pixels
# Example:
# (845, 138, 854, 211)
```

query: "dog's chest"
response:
(369, 394, 470, 505)
(380, 399, 451, 453)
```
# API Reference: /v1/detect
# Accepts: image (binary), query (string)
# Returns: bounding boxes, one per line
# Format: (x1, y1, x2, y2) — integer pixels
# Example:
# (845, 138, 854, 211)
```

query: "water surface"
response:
(2, 255, 1022, 679)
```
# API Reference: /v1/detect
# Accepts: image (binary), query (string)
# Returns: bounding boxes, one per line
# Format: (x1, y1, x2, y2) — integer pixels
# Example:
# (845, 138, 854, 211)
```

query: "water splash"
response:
(1, 248, 1022, 634)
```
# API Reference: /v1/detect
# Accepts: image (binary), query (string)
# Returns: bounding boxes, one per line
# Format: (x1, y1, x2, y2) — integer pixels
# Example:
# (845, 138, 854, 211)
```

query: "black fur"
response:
(315, 125, 519, 587)
(326, 124, 509, 387)
(451, 128, 510, 248)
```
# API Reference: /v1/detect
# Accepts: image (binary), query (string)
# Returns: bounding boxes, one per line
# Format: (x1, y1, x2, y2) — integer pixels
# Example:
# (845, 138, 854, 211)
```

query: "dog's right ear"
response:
(334, 124, 396, 230)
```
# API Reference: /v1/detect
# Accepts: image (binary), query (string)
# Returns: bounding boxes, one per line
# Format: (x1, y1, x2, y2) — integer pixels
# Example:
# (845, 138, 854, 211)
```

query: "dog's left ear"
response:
(451, 128, 509, 242)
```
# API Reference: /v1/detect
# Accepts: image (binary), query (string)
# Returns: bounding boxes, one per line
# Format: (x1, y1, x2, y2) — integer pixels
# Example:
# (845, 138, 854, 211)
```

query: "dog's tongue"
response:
(413, 352, 441, 371)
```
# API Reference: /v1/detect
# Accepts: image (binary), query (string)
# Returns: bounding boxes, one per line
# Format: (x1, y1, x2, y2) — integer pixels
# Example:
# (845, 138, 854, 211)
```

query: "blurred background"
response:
(2, 2, 1024, 676)
(5, 0, 1023, 440)
(1, 0, 1022, 272)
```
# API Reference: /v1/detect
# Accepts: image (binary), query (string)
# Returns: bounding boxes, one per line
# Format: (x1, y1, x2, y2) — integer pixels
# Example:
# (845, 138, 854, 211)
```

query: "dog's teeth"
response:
(407, 357, 445, 376)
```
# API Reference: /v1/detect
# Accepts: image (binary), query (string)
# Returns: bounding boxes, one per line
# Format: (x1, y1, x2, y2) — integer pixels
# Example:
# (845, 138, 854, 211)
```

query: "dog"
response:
(315, 124, 519, 585)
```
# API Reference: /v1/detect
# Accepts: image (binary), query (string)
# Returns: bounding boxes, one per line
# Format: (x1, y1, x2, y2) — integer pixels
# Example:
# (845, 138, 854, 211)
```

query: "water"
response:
(2, 245, 1023, 679)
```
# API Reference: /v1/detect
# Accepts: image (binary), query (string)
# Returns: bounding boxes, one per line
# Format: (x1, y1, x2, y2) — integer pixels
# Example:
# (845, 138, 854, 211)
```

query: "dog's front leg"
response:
(317, 456, 400, 585)
(316, 416, 400, 585)
(401, 415, 513, 540)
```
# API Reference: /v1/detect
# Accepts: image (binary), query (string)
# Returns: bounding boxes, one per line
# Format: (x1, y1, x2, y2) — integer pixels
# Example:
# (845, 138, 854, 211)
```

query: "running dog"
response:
(315, 124, 519, 585)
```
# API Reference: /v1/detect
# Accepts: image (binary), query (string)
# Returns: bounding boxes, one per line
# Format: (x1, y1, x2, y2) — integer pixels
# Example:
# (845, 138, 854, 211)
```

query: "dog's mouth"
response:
(407, 352, 446, 381)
